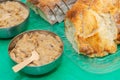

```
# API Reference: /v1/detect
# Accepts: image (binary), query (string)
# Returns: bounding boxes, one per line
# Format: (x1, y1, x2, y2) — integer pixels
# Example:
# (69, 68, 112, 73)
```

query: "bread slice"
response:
(65, 0, 118, 57)
(50, 4, 65, 23)
(27, 0, 76, 24)
(27, 0, 57, 24)
(56, 0, 69, 14)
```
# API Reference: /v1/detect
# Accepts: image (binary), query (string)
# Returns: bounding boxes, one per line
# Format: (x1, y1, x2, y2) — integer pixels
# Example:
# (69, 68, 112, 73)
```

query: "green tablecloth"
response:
(1, 1, 120, 80)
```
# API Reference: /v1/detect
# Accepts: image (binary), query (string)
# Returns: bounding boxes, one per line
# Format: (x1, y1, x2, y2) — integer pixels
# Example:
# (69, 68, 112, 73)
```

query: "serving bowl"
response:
(8, 30, 64, 75)
(0, 1, 29, 38)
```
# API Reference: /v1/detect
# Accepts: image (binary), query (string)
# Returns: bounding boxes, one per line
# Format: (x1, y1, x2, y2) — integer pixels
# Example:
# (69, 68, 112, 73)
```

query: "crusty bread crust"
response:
(65, 0, 118, 57)
(90, 0, 120, 43)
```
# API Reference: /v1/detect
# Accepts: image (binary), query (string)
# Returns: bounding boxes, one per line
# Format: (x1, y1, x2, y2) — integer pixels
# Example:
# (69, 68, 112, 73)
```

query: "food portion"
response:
(10, 31, 63, 66)
(89, 0, 120, 43)
(0, 1, 29, 28)
(65, 0, 119, 57)
(27, 0, 77, 24)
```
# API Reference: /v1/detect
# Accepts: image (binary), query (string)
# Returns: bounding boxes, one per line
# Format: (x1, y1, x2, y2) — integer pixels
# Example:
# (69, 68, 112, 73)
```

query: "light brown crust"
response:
(66, 1, 99, 37)
(65, 0, 117, 57)
(27, 0, 60, 8)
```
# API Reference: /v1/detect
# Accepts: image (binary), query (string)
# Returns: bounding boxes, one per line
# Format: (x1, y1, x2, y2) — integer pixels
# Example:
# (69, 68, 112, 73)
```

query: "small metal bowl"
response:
(8, 30, 64, 75)
(0, 1, 30, 38)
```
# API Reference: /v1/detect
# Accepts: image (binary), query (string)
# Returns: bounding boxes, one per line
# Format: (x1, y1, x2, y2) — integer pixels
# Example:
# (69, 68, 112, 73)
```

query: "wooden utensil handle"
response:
(12, 57, 33, 72)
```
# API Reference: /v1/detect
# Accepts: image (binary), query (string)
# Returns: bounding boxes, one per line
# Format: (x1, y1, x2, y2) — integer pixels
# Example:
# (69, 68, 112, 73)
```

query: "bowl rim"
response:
(8, 30, 64, 68)
(0, 0, 30, 29)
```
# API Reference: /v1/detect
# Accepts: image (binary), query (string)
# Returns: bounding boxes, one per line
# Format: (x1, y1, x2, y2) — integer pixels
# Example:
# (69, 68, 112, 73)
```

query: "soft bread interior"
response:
(65, 19, 79, 52)
(65, 0, 118, 57)
(26, 2, 49, 23)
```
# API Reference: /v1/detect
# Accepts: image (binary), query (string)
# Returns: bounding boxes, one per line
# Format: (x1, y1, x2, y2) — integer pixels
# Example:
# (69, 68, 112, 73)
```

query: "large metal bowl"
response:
(8, 30, 64, 75)
(0, 1, 30, 38)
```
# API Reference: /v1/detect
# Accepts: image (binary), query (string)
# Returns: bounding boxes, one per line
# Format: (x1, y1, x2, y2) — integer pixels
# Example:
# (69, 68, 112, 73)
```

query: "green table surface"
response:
(1, 1, 120, 80)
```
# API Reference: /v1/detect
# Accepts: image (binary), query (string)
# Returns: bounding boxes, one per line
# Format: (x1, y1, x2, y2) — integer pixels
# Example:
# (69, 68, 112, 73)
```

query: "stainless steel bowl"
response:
(8, 30, 64, 75)
(0, 1, 30, 38)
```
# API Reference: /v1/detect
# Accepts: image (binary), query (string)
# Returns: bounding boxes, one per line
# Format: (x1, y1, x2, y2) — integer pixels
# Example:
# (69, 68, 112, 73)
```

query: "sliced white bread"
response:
(27, 0, 77, 24)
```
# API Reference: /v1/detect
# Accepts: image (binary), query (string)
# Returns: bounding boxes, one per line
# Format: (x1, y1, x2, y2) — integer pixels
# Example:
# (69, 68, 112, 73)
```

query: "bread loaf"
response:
(27, 0, 77, 24)
(65, 0, 118, 57)
(89, 0, 120, 43)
